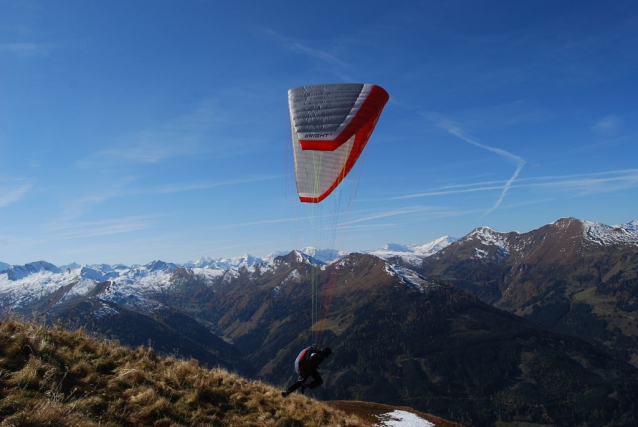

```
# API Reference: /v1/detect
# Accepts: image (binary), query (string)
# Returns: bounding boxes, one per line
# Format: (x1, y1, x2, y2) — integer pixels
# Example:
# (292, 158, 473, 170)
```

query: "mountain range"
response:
(419, 217, 638, 368)
(1, 217, 637, 426)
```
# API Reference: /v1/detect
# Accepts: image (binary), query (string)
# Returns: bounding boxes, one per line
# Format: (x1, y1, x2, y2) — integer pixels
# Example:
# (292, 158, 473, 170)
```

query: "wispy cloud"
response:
(0, 42, 52, 57)
(335, 205, 485, 232)
(0, 180, 34, 208)
(47, 215, 159, 240)
(262, 28, 351, 69)
(77, 98, 229, 168)
(423, 112, 526, 216)
(391, 183, 505, 200)
(393, 169, 638, 200)
(528, 169, 638, 196)
(591, 114, 624, 137)
(150, 175, 283, 194)
(58, 176, 137, 221)
(449, 100, 550, 132)
(342, 206, 435, 226)
(211, 216, 310, 230)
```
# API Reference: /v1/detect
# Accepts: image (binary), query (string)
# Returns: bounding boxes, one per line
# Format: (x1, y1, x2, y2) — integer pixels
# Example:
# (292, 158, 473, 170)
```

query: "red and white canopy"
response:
(288, 83, 389, 203)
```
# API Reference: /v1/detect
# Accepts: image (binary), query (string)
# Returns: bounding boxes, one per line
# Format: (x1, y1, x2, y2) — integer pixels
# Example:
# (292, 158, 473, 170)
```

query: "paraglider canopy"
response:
(288, 83, 389, 203)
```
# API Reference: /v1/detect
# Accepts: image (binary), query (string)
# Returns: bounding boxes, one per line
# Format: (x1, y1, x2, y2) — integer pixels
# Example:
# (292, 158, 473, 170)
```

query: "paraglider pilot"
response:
(282, 345, 332, 397)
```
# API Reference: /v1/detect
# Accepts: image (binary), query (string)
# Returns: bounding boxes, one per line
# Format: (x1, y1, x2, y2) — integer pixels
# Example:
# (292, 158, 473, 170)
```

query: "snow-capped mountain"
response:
(411, 235, 460, 255)
(421, 217, 638, 371)
(367, 236, 458, 265)
(184, 254, 263, 270)
(5, 261, 61, 281)
(622, 219, 638, 233)
(583, 219, 638, 246)
(299, 247, 346, 263)
(2, 217, 634, 323)
(275, 250, 325, 267)
(1, 218, 637, 427)
(0, 263, 172, 313)
(60, 262, 81, 270)
(263, 247, 345, 264)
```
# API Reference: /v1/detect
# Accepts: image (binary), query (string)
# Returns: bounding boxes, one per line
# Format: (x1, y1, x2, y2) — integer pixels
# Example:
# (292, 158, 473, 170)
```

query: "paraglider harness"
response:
(294, 345, 315, 377)
(284, 345, 332, 396)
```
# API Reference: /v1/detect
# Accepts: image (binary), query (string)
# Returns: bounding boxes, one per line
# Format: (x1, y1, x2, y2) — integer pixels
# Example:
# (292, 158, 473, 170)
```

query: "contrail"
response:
(432, 116, 526, 216)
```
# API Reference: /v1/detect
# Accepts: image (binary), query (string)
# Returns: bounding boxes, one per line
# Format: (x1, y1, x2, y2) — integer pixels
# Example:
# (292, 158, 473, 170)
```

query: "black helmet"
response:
(321, 347, 332, 357)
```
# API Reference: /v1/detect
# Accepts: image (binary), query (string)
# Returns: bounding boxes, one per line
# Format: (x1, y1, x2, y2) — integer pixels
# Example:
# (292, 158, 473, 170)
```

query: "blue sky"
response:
(1, 0, 637, 265)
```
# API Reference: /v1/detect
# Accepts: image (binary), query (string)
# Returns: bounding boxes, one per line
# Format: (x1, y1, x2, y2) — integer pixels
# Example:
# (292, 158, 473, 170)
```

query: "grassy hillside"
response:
(0, 317, 365, 427)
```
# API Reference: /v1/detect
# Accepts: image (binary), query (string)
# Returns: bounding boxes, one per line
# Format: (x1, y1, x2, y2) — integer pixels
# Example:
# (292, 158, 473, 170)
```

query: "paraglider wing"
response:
(288, 83, 389, 203)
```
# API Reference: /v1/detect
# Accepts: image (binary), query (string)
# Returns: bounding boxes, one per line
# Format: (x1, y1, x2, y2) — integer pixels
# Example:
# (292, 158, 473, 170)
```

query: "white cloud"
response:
(262, 28, 351, 69)
(0, 181, 33, 208)
(77, 98, 228, 168)
(47, 215, 158, 240)
(394, 169, 638, 200)
(343, 206, 435, 225)
(591, 114, 624, 137)
(529, 169, 638, 196)
(0, 42, 51, 57)
(151, 175, 283, 194)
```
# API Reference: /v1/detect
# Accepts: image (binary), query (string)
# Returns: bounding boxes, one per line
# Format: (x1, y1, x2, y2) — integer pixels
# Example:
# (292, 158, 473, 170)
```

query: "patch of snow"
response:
(60, 277, 100, 301)
(374, 410, 434, 427)
(465, 227, 512, 258)
(222, 268, 240, 284)
(191, 267, 225, 281)
(473, 248, 487, 259)
(384, 263, 437, 293)
(583, 220, 638, 246)
(271, 286, 280, 298)
(281, 269, 301, 286)
(93, 304, 119, 319)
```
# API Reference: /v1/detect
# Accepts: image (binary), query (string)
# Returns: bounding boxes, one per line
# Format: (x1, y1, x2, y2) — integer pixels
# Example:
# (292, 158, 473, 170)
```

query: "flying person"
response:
(282, 345, 332, 397)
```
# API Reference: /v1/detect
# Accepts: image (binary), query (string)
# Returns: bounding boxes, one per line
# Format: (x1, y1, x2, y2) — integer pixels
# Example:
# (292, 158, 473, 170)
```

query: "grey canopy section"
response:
(288, 84, 365, 134)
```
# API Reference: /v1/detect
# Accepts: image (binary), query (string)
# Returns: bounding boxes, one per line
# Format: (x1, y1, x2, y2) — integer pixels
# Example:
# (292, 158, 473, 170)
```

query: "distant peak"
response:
(145, 260, 178, 272)
(60, 262, 82, 270)
(275, 250, 324, 266)
(583, 220, 638, 246)
(552, 217, 580, 226)
(468, 226, 499, 237)
(380, 243, 411, 252)
(618, 220, 638, 233)
(6, 261, 61, 281)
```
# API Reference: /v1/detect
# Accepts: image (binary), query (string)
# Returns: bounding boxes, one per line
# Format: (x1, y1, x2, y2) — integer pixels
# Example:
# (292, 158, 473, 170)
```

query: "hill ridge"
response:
(3, 316, 448, 426)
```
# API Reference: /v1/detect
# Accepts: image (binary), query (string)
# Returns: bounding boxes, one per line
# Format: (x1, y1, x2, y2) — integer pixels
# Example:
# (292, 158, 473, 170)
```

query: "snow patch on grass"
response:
(374, 410, 435, 427)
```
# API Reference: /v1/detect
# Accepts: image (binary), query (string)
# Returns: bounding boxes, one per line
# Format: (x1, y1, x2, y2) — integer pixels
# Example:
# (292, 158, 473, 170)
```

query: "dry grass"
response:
(0, 317, 366, 427)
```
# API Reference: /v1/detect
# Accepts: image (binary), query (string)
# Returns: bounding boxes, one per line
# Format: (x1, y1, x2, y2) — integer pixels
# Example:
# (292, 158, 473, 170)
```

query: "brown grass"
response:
(0, 316, 366, 427)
